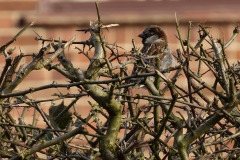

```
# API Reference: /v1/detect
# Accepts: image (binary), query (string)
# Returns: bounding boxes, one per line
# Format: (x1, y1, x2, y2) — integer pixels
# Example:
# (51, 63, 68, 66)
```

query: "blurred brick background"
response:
(1, 0, 240, 144)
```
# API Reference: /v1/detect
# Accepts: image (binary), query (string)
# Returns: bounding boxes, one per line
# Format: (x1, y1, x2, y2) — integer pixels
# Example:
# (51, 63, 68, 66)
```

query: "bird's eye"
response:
(149, 32, 154, 36)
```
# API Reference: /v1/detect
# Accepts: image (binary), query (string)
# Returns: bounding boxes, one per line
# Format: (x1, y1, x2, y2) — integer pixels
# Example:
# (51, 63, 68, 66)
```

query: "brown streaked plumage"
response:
(132, 25, 175, 86)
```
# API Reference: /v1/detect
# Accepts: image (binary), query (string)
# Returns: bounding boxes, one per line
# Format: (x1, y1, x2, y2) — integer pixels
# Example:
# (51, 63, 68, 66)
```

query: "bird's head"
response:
(138, 25, 167, 45)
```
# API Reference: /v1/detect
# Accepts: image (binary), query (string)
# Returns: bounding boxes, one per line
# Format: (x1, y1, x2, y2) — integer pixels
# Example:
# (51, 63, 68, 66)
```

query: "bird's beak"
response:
(138, 33, 145, 39)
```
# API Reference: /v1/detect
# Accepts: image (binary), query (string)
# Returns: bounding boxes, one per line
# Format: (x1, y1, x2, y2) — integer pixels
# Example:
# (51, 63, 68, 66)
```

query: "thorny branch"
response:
(0, 5, 240, 160)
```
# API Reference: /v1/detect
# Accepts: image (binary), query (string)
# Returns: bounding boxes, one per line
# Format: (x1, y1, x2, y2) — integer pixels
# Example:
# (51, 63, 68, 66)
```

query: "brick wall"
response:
(1, 0, 240, 139)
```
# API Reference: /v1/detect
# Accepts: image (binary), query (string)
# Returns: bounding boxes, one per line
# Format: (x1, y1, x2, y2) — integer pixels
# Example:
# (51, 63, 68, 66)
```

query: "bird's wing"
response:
(132, 41, 168, 75)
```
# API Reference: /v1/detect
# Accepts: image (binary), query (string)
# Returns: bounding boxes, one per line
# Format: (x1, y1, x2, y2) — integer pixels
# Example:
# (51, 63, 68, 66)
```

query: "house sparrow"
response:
(132, 25, 175, 86)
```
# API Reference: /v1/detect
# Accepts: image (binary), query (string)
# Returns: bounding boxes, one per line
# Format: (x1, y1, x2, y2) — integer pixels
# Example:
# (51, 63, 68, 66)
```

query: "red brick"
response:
(15, 35, 38, 45)
(235, 50, 240, 61)
(24, 70, 48, 81)
(0, 35, 14, 45)
(0, 1, 37, 11)
(103, 25, 127, 44)
(0, 16, 14, 28)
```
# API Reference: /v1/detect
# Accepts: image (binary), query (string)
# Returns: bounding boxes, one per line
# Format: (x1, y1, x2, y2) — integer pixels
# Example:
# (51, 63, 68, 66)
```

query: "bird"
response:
(132, 25, 175, 86)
